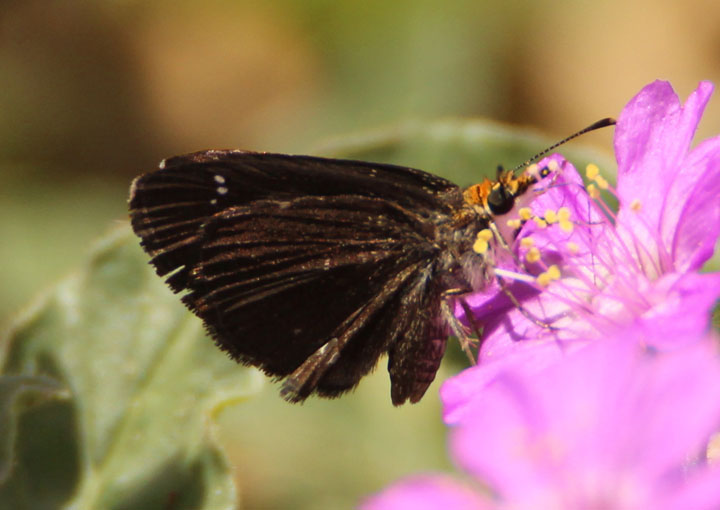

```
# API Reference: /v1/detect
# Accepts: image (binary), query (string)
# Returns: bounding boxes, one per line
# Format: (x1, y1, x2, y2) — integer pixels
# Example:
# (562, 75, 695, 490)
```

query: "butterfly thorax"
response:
(429, 169, 543, 294)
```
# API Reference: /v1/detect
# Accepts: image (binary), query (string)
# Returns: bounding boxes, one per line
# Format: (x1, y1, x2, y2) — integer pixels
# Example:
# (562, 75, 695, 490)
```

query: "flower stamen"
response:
(473, 229, 494, 254)
(536, 264, 561, 287)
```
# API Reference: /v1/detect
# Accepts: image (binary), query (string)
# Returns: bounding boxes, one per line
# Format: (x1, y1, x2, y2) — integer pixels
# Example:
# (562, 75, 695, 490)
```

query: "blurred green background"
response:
(2, 1, 719, 508)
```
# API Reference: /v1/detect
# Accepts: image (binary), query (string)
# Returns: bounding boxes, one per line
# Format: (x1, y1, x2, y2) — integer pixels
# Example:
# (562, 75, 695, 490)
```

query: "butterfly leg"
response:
(493, 272, 557, 330)
(439, 289, 478, 365)
(458, 298, 484, 345)
(487, 217, 525, 268)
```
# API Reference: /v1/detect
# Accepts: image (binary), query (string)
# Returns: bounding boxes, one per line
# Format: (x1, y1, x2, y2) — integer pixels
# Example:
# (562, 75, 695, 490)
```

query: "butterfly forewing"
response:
(129, 150, 467, 404)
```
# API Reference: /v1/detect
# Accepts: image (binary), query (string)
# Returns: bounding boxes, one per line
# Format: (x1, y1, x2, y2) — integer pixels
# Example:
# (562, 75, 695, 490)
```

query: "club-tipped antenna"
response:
(511, 117, 616, 173)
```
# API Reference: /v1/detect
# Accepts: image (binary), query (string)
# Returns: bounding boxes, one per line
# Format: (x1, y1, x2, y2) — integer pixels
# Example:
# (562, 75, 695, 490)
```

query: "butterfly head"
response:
(463, 161, 558, 219)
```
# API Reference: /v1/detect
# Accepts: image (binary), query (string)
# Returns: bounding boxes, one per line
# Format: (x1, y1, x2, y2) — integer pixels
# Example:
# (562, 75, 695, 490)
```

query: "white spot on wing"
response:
(159, 159, 166, 169)
(217, 186, 228, 195)
(214, 174, 226, 184)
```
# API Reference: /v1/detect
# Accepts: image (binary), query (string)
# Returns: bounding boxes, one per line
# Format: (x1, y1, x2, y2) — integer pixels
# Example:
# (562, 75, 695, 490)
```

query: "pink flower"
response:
(364, 331, 720, 510)
(363, 80, 720, 510)
(465, 81, 720, 378)
(360, 476, 492, 510)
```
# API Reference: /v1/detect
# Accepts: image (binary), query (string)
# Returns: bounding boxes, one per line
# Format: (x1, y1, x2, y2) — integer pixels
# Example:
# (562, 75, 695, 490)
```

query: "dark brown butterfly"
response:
(128, 119, 614, 406)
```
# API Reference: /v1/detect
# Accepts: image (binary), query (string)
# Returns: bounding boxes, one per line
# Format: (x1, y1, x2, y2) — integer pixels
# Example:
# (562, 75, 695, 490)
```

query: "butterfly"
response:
(128, 119, 614, 406)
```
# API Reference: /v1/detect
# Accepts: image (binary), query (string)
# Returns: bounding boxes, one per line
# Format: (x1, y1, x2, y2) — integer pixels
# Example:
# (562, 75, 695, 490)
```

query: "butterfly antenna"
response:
(511, 117, 616, 173)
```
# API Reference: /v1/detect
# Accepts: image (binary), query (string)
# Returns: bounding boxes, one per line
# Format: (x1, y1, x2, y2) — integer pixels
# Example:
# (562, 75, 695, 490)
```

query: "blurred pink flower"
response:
(364, 332, 720, 510)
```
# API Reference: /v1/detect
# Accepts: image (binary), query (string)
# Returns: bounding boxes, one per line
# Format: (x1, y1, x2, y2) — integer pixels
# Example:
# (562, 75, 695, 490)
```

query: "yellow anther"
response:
(477, 229, 493, 241)
(526, 163, 539, 176)
(585, 163, 600, 180)
(473, 238, 489, 254)
(559, 220, 574, 233)
(548, 159, 560, 172)
(519, 207, 533, 221)
(587, 183, 600, 199)
(557, 207, 571, 221)
(546, 264, 561, 280)
(595, 175, 609, 190)
(707, 432, 720, 463)
(537, 272, 552, 287)
(537, 265, 562, 286)
(533, 217, 547, 229)
(520, 237, 535, 248)
(544, 209, 558, 224)
(525, 247, 541, 263)
(566, 241, 579, 254)
(630, 199, 642, 212)
(506, 219, 522, 229)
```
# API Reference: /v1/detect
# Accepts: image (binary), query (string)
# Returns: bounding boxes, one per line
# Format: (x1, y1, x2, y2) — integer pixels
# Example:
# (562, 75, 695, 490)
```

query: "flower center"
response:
(499, 160, 671, 337)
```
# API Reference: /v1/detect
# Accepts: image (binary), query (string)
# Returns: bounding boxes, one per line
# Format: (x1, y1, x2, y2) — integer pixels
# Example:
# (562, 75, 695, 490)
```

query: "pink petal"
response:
(671, 134, 720, 270)
(449, 336, 720, 504)
(441, 338, 564, 424)
(359, 475, 493, 510)
(615, 81, 714, 270)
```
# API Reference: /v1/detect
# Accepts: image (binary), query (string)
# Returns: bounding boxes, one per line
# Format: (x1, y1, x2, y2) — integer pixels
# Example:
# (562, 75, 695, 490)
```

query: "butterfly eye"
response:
(487, 186, 515, 215)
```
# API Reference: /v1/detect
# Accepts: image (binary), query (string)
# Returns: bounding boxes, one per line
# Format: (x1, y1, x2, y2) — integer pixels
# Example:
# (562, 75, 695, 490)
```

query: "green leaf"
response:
(0, 374, 68, 484)
(0, 226, 263, 510)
